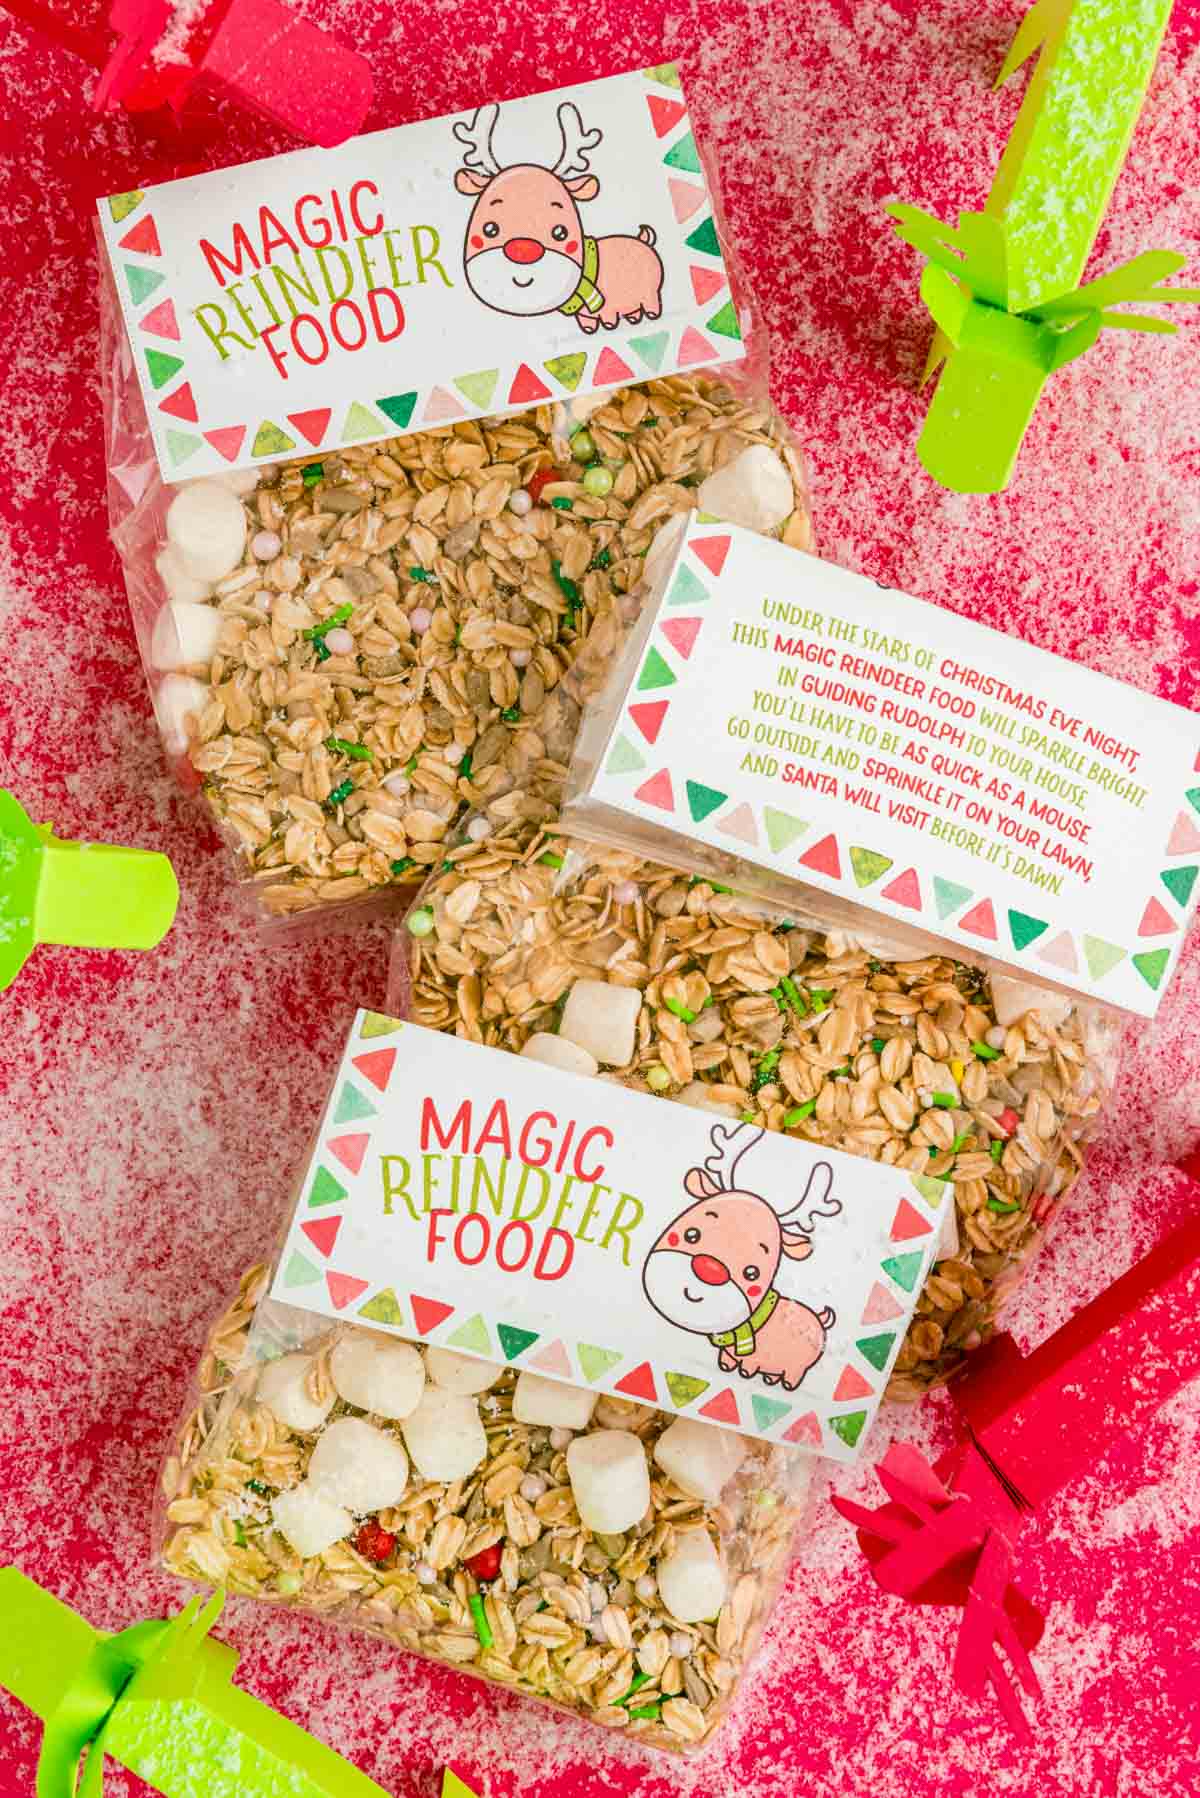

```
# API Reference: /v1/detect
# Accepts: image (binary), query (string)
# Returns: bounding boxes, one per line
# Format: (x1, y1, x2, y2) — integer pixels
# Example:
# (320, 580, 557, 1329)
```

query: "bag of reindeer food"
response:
(159, 996, 963, 1752)
(399, 512, 1200, 1393)
(97, 65, 810, 932)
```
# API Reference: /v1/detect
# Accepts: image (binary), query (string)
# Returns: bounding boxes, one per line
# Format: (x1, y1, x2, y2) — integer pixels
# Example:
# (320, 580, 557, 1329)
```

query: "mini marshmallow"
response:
(401, 1388, 487, 1482)
(566, 1430, 651, 1534)
(166, 479, 247, 581)
(520, 1032, 600, 1079)
(696, 444, 793, 535)
(512, 1371, 597, 1431)
(558, 980, 642, 1068)
(654, 1418, 748, 1505)
(271, 1483, 352, 1559)
(150, 600, 222, 671)
(989, 974, 1073, 1031)
(424, 1346, 502, 1395)
(256, 1353, 334, 1434)
(676, 1081, 742, 1120)
(153, 674, 208, 755)
(330, 1332, 425, 1419)
(656, 1528, 726, 1623)
(307, 1417, 409, 1513)
(155, 544, 213, 605)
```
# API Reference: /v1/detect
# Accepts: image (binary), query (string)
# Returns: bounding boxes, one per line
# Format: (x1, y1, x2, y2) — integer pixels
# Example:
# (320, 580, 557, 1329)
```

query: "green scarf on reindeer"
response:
(710, 1287, 780, 1358)
(558, 236, 603, 316)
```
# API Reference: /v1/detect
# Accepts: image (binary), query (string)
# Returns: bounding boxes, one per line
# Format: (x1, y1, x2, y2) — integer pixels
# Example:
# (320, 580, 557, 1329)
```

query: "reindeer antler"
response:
(552, 102, 602, 180)
(787, 1161, 842, 1233)
(452, 103, 502, 178)
(702, 1122, 763, 1193)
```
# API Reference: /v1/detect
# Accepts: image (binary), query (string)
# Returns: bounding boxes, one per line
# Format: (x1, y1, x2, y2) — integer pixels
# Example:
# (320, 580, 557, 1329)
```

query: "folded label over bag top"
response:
(97, 66, 745, 482)
(267, 1013, 944, 1461)
(569, 518, 1200, 1018)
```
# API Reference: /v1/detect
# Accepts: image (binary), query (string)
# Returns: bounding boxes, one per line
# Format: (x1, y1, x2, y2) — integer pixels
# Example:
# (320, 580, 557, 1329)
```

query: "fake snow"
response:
(0, 1, 1199, 1795)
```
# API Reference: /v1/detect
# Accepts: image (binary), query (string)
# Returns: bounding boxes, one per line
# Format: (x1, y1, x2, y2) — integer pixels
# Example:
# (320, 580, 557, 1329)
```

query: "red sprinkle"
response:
(354, 1520, 397, 1564)
(998, 1107, 1020, 1136)
(526, 467, 561, 505)
(466, 1543, 503, 1583)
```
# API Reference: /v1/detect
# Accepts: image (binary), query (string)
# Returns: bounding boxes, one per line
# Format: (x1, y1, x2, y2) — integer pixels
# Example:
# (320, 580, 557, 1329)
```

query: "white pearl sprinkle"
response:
(383, 772, 411, 798)
(324, 627, 354, 655)
(508, 489, 532, 515)
(410, 607, 433, 634)
(466, 816, 492, 842)
(443, 744, 465, 765)
(636, 1574, 657, 1602)
(251, 529, 282, 560)
(519, 1473, 547, 1502)
(613, 881, 639, 905)
(509, 649, 532, 668)
(415, 1561, 436, 1585)
(669, 1630, 693, 1660)
(549, 1427, 573, 1450)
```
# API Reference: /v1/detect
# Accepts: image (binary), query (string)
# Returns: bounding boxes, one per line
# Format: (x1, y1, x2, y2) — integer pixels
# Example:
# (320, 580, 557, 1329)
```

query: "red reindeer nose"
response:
(503, 237, 545, 264)
(691, 1253, 731, 1286)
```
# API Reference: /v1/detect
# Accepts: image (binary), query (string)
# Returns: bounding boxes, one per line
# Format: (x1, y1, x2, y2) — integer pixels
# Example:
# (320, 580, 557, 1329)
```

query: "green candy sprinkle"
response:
(468, 1592, 492, 1648)
(591, 548, 612, 570)
(582, 464, 614, 498)
(551, 496, 574, 511)
(539, 851, 565, 869)
(871, 1038, 885, 1053)
(647, 1066, 671, 1092)
(390, 857, 416, 876)
(987, 1198, 1022, 1214)
(245, 1478, 271, 1497)
(458, 751, 473, 779)
(808, 988, 833, 1009)
(570, 428, 595, 459)
(741, 1109, 757, 1123)
(972, 1041, 1001, 1060)
(301, 462, 323, 486)
(663, 997, 696, 1023)
(628, 1705, 662, 1722)
(784, 1100, 817, 1126)
(233, 1521, 248, 1548)
(325, 736, 372, 761)
(405, 755, 419, 774)
(990, 1141, 1004, 1162)
(552, 559, 581, 608)
(408, 565, 430, 582)
(501, 705, 522, 723)
(406, 907, 435, 938)
(930, 1092, 957, 1108)
(324, 779, 354, 810)
(617, 1672, 650, 1707)
(303, 602, 353, 642)
(951, 1133, 971, 1154)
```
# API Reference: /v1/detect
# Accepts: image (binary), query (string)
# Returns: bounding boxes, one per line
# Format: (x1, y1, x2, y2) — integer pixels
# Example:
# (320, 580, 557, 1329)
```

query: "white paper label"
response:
(579, 518, 1200, 1016)
(97, 67, 745, 482)
(267, 1014, 945, 1461)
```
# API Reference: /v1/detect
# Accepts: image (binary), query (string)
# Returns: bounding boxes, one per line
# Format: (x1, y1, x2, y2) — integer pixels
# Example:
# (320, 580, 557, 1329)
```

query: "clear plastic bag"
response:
(394, 835, 1120, 1398)
(98, 126, 811, 936)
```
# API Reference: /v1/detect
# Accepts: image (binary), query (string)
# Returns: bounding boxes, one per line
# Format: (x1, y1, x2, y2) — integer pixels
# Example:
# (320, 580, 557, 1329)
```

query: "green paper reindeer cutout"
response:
(892, 0, 1198, 493)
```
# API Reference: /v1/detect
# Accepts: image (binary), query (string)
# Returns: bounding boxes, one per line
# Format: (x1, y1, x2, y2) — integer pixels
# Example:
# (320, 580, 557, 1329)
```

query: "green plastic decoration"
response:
(891, 0, 1198, 493)
(0, 1568, 394, 1798)
(0, 791, 179, 991)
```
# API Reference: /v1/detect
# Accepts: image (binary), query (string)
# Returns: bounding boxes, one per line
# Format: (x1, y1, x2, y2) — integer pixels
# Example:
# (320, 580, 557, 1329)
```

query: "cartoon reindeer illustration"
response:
(451, 101, 665, 332)
(642, 1124, 843, 1390)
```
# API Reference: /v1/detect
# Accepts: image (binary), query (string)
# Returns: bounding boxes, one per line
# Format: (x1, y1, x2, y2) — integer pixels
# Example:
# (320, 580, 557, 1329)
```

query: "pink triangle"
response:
(327, 1271, 370, 1310)
(530, 1339, 572, 1377)
(699, 1387, 741, 1425)
(890, 1197, 933, 1242)
(799, 832, 841, 880)
(301, 1215, 343, 1258)
(112, 458, 155, 506)
(660, 616, 703, 660)
(860, 1281, 904, 1325)
(690, 534, 731, 577)
(1167, 810, 1200, 856)
(833, 1365, 874, 1402)
(669, 178, 706, 223)
(881, 867, 921, 910)
(783, 1411, 822, 1446)
(118, 214, 161, 255)
(140, 298, 180, 340)
(288, 408, 333, 446)
(1138, 896, 1177, 937)
(690, 266, 727, 305)
(719, 802, 758, 846)
(1038, 930, 1079, 970)
(352, 1047, 397, 1092)
(203, 426, 247, 462)
(647, 94, 687, 137)
(615, 1360, 658, 1402)
(424, 386, 465, 422)
(508, 363, 552, 405)
(958, 898, 997, 940)
(1194, 751, 1200, 773)
(327, 1133, 370, 1175)
(629, 700, 669, 745)
(677, 326, 716, 367)
(411, 1293, 455, 1335)
(634, 769, 675, 811)
(594, 347, 635, 386)
(159, 382, 198, 423)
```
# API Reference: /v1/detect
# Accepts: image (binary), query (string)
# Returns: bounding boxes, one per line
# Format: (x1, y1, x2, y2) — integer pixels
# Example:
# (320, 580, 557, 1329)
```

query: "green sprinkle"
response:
(303, 602, 353, 642)
(990, 1141, 1004, 1162)
(468, 1592, 492, 1648)
(552, 559, 581, 608)
(741, 1109, 757, 1123)
(868, 959, 883, 972)
(405, 755, 418, 774)
(930, 1092, 957, 1108)
(406, 907, 435, 939)
(711, 881, 732, 894)
(551, 496, 574, 511)
(501, 705, 522, 723)
(569, 428, 595, 459)
(325, 736, 372, 761)
(950, 1133, 971, 1154)
(324, 779, 354, 810)
(276, 1570, 303, 1596)
(972, 1041, 1001, 1060)
(390, 857, 416, 876)
(628, 1705, 662, 1722)
(871, 1038, 885, 1053)
(591, 548, 612, 570)
(233, 1521, 248, 1548)
(457, 751, 473, 780)
(777, 975, 808, 1017)
(664, 996, 696, 1023)
(701, 995, 715, 1008)
(784, 1100, 817, 1126)
(408, 565, 430, 582)
(928, 1147, 938, 1158)
(987, 1198, 1022, 1214)
(617, 1672, 650, 1707)
(647, 1066, 671, 1092)
(831, 1066, 850, 1079)
(441, 860, 454, 872)
(755, 1488, 778, 1510)
(313, 639, 331, 662)
(539, 851, 565, 869)
(245, 1478, 271, 1497)
(301, 462, 323, 486)
(644, 415, 659, 427)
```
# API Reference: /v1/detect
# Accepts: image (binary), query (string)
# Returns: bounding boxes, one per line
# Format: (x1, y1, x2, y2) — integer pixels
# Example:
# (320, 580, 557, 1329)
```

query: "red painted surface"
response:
(1, 2, 1199, 1794)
